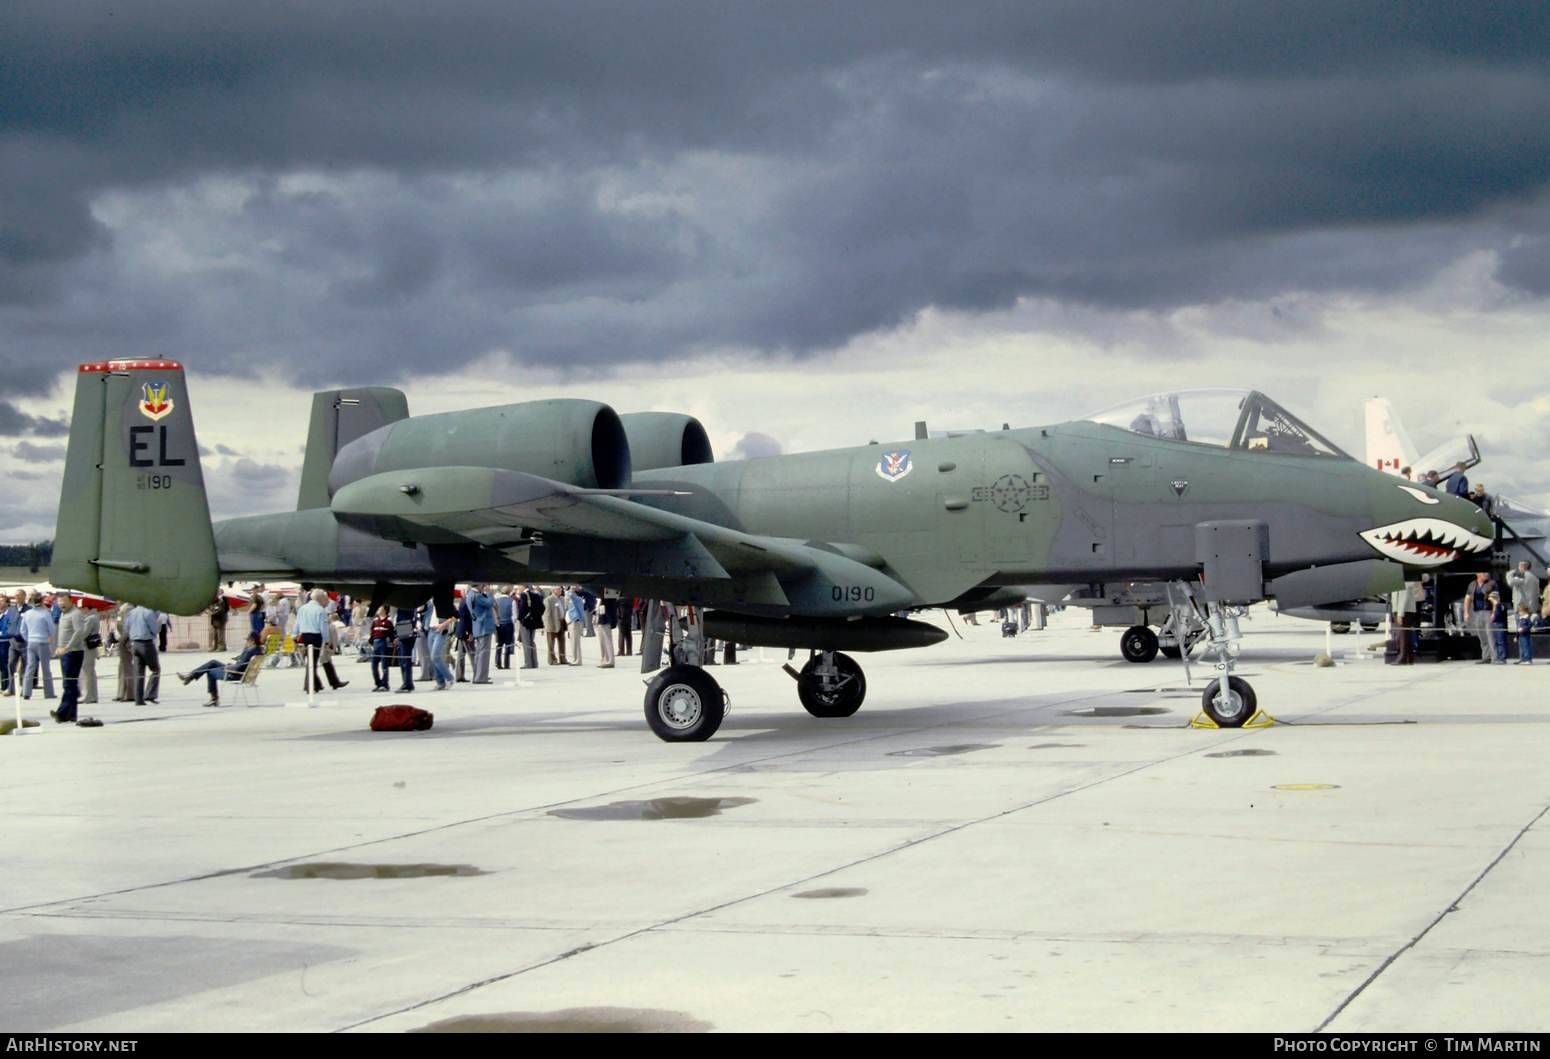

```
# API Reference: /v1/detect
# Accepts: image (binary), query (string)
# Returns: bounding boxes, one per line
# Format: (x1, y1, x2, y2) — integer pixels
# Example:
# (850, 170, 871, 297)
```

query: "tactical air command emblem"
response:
(139, 382, 174, 422)
(876, 449, 913, 482)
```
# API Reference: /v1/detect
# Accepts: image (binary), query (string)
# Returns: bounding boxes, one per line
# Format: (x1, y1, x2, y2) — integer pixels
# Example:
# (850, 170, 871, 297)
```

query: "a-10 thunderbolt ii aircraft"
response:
(51, 363, 1493, 740)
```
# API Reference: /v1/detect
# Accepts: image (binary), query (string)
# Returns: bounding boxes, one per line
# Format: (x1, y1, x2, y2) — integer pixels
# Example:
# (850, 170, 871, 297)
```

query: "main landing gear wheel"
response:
(1120, 625, 1160, 663)
(1202, 675, 1256, 728)
(1330, 621, 1352, 634)
(798, 652, 867, 718)
(644, 664, 725, 742)
(1160, 626, 1205, 660)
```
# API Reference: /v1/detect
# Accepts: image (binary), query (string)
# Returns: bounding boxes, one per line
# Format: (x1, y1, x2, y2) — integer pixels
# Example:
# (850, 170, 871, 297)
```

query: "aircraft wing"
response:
(329, 466, 915, 616)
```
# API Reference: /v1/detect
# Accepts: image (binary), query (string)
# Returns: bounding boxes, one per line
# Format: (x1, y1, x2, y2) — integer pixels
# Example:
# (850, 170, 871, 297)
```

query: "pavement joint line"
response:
(4, 660, 1395, 927)
(651, 922, 1406, 950)
(1314, 798, 1550, 1034)
(0, 682, 1137, 919)
(336, 726, 1248, 1032)
(332, 664, 1455, 1030)
(6, 655, 1453, 1031)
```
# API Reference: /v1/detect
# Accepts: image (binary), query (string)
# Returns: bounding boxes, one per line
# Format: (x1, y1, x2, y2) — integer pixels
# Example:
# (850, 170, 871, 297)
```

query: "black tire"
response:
(644, 665, 725, 742)
(1160, 628, 1203, 660)
(1201, 675, 1257, 728)
(1120, 625, 1159, 663)
(1359, 621, 1381, 633)
(797, 652, 866, 718)
(1330, 621, 1351, 634)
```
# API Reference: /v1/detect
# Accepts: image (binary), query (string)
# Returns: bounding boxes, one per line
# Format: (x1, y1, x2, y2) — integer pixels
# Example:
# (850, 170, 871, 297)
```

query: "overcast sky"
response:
(4, 2, 1550, 540)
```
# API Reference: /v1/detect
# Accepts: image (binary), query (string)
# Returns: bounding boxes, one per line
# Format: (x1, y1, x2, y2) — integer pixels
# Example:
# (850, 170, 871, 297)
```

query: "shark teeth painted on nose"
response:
(1359, 517, 1493, 567)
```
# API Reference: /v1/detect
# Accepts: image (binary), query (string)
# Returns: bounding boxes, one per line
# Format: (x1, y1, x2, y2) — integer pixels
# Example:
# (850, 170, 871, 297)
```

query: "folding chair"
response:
(231, 655, 265, 707)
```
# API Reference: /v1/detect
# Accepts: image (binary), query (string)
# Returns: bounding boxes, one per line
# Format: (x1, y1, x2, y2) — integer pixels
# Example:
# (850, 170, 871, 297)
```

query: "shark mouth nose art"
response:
(1360, 518, 1493, 567)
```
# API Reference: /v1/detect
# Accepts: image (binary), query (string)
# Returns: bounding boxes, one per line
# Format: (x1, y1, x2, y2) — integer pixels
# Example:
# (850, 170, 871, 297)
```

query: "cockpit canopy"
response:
(1084, 389, 1350, 459)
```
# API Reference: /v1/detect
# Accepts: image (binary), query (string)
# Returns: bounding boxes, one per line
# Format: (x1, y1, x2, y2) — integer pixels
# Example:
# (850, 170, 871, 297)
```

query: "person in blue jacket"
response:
(467, 584, 495, 684)
(493, 586, 515, 671)
(0, 596, 17, 694)
(1489, 592, 1509, 664)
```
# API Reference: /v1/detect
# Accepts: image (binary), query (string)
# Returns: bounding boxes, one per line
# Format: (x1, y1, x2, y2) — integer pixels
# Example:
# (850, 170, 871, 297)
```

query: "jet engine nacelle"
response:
(327, 399, 632, 494)
(618, 412, 714, 471)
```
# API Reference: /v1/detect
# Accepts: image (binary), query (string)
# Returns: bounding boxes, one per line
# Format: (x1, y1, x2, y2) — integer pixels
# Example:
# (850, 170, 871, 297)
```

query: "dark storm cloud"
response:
(14, 442, 65, 463)
(201, 455, 296, 517)
(4, 1, 1550, 390)
(0, 400, 68, 437)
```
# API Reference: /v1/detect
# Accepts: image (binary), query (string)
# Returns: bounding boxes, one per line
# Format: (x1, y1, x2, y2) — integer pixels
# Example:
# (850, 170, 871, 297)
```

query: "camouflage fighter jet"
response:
(51, 364, 1493, 740)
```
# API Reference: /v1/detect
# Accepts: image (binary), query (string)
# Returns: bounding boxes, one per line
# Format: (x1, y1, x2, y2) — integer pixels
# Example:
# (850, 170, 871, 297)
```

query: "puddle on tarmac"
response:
(790, 887, 868, 900)
(886, 743, 1000, 758)
(412, 1008, 712, 1033)
(548, 796, 756, 821)
(1028, 743, 1087, 750)
(1205, 749, 1278, 758)
(1064, 706, 1171, 718)
(254, 863, 486, 880)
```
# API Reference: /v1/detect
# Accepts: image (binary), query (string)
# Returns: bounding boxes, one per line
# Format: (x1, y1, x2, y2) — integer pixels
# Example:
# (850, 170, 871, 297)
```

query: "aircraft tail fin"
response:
(296, 387, 410, 509)
(51, 360, 219, 615)
(1363, 397, 1420, 477)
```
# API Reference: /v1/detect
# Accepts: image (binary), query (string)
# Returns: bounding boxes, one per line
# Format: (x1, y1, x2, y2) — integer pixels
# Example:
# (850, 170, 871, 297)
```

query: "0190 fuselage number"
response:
(832, 585, 875, 603)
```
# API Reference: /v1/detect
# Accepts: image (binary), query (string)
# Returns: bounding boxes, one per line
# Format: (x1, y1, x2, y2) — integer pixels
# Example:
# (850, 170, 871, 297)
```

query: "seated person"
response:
(177, 633, 264, 706)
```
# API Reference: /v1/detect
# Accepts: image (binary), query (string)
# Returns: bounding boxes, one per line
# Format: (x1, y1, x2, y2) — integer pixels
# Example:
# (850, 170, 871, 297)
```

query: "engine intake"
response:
(618, 412, 713, 471)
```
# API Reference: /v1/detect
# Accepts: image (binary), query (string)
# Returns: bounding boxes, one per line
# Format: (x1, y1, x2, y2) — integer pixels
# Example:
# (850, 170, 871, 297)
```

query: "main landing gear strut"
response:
(639, 603, 872, 742)
(1120, 611, 1207, 663)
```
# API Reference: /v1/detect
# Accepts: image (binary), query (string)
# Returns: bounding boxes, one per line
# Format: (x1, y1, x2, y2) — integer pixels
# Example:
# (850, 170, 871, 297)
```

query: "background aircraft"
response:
(51, 363, 1492, 738)
(1364, 396, 1479, 481)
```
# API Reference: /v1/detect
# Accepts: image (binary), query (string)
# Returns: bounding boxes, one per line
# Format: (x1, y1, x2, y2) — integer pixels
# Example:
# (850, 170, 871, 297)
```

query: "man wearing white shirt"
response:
(293, 590, 331, 694)
(126, 604, 161, 704)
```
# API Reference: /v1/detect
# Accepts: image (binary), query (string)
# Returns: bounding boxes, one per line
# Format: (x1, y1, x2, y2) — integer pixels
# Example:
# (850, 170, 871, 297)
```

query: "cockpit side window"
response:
(1236, 395, 1348, 458)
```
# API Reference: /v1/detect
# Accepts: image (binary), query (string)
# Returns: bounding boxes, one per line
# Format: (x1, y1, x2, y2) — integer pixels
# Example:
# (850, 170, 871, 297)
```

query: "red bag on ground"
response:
(370, 705, 434, 731)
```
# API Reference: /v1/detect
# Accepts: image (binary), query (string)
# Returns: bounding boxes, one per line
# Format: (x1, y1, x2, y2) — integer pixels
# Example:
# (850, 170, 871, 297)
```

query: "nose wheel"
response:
(1201, 675, 1256, 728)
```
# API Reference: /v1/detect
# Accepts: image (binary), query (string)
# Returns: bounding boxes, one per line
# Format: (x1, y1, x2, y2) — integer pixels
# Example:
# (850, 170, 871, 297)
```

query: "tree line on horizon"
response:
(0, 541, 52, 573)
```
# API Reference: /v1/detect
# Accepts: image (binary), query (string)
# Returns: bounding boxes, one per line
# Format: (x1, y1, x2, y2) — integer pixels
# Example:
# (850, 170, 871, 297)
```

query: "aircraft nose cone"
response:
(1362, 480, 1495, 568)
(1459, 499, 1495, 544)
